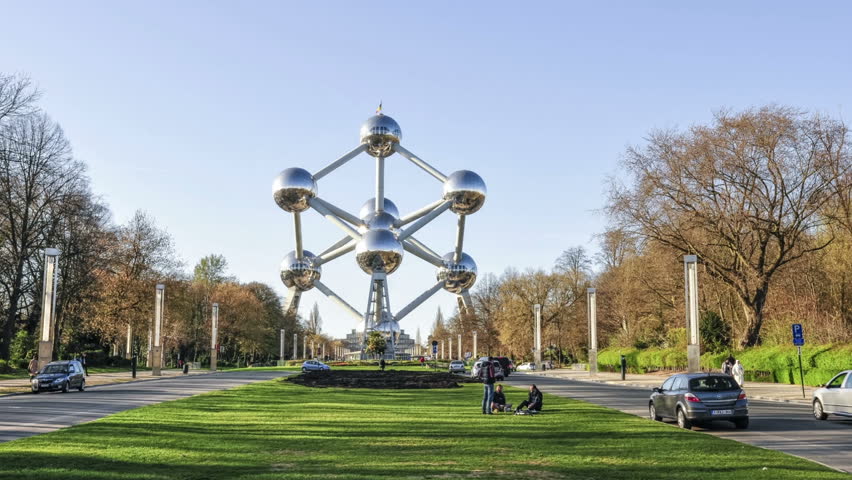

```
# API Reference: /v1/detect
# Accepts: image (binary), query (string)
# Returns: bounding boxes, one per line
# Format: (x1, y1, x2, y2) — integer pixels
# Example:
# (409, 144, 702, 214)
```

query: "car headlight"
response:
(31, 379, 38, 385)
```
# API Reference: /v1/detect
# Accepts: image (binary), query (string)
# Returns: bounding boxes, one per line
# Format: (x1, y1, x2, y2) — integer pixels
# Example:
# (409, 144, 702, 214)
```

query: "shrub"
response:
(0, 359, 12, 373)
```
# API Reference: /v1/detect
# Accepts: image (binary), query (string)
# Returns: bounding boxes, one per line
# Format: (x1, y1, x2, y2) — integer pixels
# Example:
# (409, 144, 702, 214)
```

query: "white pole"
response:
(293, 333, 298, 359)
(457, 334, 462, 360)
(210, 303, 219, 372)
(587, 288, 597, 376)
(473, 331, 478, 359)
(534, 304, 542, 371)
(152, 284, 165, 376)
(684, 255, 700, 373)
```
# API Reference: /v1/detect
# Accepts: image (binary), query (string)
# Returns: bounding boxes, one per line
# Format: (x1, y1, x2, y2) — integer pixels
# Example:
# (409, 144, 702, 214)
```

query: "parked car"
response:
(649, 373, 749, 430)
(813, 370, 852, 420)
(301, 360, 330, 372)
(517, 362, 536, 371)
(448, 361, 466, 374)
(493, 356, 515, 377)
(470, 359, 504, 380)
(31, 360, 86, 394)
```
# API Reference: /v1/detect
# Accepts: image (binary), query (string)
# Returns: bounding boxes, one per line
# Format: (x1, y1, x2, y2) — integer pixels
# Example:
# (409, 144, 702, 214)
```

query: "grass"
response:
(223, 365, 443, 373)
(0, 379, 845, 480)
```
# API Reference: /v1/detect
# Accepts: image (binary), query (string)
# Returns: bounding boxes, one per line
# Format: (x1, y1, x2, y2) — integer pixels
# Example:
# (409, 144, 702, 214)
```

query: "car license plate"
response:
(711, 409, 733, 415)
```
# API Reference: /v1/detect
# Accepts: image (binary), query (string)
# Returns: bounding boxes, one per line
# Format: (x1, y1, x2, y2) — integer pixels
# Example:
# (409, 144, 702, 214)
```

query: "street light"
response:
(152, 284, 165, 376)
(38, 248, 60, 370)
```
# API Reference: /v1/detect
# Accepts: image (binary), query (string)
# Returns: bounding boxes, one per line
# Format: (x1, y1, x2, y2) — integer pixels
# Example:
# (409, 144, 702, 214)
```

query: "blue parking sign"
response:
(792, 324, 804, 346)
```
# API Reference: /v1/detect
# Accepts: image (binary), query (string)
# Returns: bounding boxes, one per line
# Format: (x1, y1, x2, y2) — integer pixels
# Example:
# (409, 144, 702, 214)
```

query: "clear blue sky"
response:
(2, 2, 850, 339)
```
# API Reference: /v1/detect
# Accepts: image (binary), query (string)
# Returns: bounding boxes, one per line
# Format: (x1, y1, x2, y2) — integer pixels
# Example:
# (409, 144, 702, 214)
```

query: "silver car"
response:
(470, 360, 504, 380)
(813, 370, 852, 420)
(649, 373, 749, 430)
(448, 361, 466, 374)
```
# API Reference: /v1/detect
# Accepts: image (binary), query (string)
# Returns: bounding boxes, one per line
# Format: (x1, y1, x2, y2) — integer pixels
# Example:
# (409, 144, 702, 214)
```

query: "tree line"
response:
(0, 73, 305, 367)
(432, 106, 852, 362)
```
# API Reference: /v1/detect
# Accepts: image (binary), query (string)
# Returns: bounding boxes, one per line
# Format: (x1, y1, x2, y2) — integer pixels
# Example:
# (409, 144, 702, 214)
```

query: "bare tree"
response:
(608, 106, 852, 346)
(0, 74, 40, 122)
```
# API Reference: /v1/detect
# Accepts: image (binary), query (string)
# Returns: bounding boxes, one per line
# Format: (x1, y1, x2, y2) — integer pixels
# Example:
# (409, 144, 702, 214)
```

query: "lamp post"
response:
(152, 284, 165, 376)
(293, 333, 298, 359)
(457, 334, 462, 360)
(279, 329, 286, 365)
(125, 324, 132, 360)
(587, 288, 597, 376)
(210, 303, 219, 372)
(684, 255, 700, 372)
(38, 248, 60, 371)
(472, 331, 478, 359)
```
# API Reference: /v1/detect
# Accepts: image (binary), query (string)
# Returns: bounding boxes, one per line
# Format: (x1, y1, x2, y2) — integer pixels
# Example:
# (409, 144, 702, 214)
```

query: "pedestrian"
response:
(419, 356, 425, 368)
(80, 352, 89, 376)
(732, 359, 745, 386)
(379, 358, 386, 372)
(480, 357, 496, 414)
(515, 384, 544, 414)
(28, 356, 39, 379)
(721, 355, 734, 375)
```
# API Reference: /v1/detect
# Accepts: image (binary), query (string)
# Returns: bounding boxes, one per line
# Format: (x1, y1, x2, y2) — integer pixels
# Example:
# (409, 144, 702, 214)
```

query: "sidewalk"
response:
(0, 368, 212, 395)
(529, 368, 814, 405)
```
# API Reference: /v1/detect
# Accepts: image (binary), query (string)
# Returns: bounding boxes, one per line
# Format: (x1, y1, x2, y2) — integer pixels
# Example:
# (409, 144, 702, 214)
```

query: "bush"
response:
(0, 359, 12, 374)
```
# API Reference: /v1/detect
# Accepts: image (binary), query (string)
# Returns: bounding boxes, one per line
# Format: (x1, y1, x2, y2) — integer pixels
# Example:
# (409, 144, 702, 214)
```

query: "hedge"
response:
(596, 344, 852, 386)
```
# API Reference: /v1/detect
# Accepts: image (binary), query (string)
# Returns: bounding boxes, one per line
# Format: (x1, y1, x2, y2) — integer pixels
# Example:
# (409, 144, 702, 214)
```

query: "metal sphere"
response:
(359, 114, 402, 157)
(375, 317, 401, 341)
(443, 170, 486, 215)
(358, 211, 397, 234)
(355, 228, 404, 275)
(436, 252, 478, 293)
(359, 197, 400, 220)
(272, 168, 317, 213)
(279, 250, 321, 291)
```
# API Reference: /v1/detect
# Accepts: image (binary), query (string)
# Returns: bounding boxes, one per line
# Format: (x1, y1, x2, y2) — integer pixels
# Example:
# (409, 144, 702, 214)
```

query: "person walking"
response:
(379, 358, 386, 372)
(732, 359, 745, 386)
(721, 355, 734, 375)
(27, 356, 39, 379)
(480, 357, 496, 414)
(80, 352, 89, 376)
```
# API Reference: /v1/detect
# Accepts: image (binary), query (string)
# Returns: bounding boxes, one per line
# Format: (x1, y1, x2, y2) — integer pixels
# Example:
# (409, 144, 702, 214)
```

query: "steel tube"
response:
(314, 280, 364, 321)
(317, 239, 357, 265)
(408, 236, 441, 259)
(320, 236, 355, 257)
(397, 199, 448, 227)
(453, 214, 466, 263)
(310, 197, 361, 226)
(402, 240, 444, 267)
(393, 144, 447, 182)
(309, 198, 362, 240)
(294, 212, 304, 259)
(395, 280, 444, 321)
(314, 144, 367, 180)
(398, 200, 452, 241)
(376, 156, 385, 213)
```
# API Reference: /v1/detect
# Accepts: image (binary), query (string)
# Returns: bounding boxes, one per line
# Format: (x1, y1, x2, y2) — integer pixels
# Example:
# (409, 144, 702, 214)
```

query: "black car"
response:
(649, 373, 748, 430)
(31, 360, 86, 394)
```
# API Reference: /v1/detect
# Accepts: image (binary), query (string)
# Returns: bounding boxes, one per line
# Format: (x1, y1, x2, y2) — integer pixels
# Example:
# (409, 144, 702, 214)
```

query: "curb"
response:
(523, 372, 812, 406)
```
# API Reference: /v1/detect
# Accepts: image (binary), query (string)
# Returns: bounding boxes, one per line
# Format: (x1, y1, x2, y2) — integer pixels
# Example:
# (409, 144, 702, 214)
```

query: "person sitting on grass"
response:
(491, 384, 512, 413)
(515, 384, 543, 414)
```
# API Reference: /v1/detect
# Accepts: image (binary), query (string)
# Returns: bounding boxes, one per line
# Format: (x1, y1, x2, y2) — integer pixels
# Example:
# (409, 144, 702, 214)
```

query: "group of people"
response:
(722, 355, 745, 386)
(479, 356, 543, 415)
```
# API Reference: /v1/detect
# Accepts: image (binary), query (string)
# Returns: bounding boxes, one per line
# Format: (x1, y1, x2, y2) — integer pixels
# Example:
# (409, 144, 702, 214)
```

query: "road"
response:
(505, 373, 852, 474)
(0, 370, 290, 443)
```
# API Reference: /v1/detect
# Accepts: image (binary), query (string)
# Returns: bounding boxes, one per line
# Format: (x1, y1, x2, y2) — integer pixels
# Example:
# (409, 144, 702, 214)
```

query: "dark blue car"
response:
(31, 360, 86, 394)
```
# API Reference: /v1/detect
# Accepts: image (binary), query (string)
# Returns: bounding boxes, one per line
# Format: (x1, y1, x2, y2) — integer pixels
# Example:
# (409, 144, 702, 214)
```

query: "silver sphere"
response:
(358, 211, 397, 234)
(359, 197, 400, 220)
(360, 114, 401, 157)
(279, 250, 321, 291)
(443, 170, 486, 215)
(375, 316, 401, 341)
(436, 252, 478, 293)
(272, 168, 317, 213)
(356, 229, 404, 275)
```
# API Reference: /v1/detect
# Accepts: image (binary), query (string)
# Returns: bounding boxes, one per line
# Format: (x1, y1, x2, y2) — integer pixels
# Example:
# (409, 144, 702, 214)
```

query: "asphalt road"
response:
(505, 373, 852, 474)
(0, 370, 290, 443)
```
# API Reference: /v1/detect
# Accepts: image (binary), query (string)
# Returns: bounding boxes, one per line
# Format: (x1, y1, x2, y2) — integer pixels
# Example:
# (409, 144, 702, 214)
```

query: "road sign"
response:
(432, 341, 438, 355)
(464, 352, 472, 359)
(792, 323, 804, 346)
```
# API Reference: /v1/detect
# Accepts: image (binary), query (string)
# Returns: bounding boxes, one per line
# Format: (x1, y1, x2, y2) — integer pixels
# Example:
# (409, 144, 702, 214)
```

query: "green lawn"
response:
(0, 379, 844, 480)
(224, 365, 444, 373)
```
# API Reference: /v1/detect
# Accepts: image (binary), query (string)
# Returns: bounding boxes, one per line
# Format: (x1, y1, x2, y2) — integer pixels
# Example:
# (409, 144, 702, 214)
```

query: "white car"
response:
(516, 362, 536, 371)
(448, 361, 466, 373)
(470, 360, 504, 380)
(813, 370, 852, 420)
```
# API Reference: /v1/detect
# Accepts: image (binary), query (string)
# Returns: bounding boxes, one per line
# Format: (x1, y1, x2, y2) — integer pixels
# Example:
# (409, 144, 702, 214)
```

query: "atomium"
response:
(273, 167, 317, 213)
(436, 252, 477, 294)
(273, 108, 486, 360)
(359, 114, 402, 157)
(356, 228, 403, 275)
(443, 170, 486, 215)
(279, 250, 321, 291)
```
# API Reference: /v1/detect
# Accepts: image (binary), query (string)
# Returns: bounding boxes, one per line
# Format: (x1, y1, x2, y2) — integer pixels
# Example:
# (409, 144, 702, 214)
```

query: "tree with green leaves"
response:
(366, 331, 386, 358)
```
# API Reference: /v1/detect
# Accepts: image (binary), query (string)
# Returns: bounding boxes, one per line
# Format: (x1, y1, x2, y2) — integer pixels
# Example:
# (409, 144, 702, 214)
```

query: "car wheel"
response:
(78, 379, 85, 392)
(301, 367, 307, 373)
(31, 386, 40, 394)
(649, 403, 662, 421)
(813, 399, 828, 420)
(734, 418, 749, 429)
(61, 381, 69, 393)
(676, 408, 692, 430)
